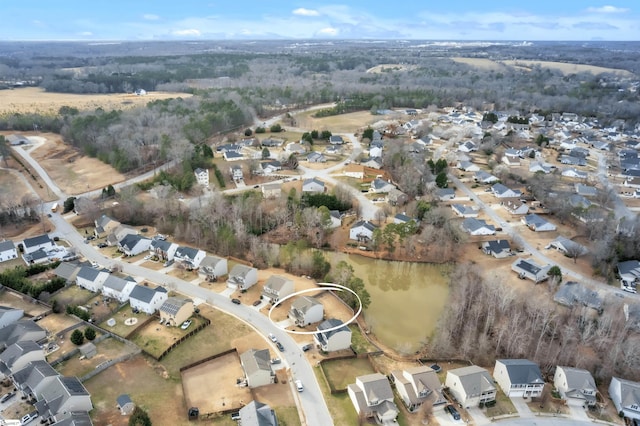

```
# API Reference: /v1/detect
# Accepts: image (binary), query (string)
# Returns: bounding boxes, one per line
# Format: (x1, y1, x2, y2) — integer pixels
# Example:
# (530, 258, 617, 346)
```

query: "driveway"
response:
(511, 397, 534, 416)
(567, 404, 590, 422)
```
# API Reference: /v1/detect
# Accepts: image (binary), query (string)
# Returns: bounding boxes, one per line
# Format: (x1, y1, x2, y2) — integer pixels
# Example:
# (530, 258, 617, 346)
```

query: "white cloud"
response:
(586, 5, 629, 13)
(317, 27, 339, 36)
(171, 29, 201, 37)
(292, 8, 320, 17)
(143, 14, 160, 21)
(78, 31, 93, 36)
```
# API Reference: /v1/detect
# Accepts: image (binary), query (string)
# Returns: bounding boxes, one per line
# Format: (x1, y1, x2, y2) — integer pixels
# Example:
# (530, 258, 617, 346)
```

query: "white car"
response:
(180, 320, 192, 330)
(268, 333, 278, 342)
(295, 380, 303, 392)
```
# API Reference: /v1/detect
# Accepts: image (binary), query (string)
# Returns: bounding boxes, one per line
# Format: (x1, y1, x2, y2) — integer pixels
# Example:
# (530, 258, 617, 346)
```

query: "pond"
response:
(327, 252, 450, 355)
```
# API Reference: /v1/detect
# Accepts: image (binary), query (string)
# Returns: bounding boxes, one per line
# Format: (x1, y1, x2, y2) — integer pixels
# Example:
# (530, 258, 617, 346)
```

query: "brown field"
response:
(293, 110, 380, 134)
(54, 336, 138, 378)
(366, 64, 419, 74)
(501, 60, 635, 77)
(0, 289, 50, 317)
(0, 87, 191, 114)
(0, 168, 37, 204)
(451, 57, 508, 71)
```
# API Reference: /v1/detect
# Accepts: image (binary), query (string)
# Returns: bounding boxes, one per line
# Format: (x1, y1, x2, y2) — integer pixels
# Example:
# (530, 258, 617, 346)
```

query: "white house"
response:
(198, 255, 228, 282)
(261, 275, 295, 304)
(562, 168, 588, 179)
(0, 241, 18, 263)
(609, 377, 640, 422)
(118, 235, 152, 257)
(491, 183, 522, 199)
(289, 296, 323, 327)
(511, 258, 550, 283)
(522, 214, 557, 232)
(348, 373, 399, 424)
(314, 318, 352, 352)
(349, 220, 377, 241)
(436, 188, 456, 201)
(493, 359, 544, 397)
(240, 349, 275, 388)
(503, 199, 529, 215)
(261, 183, 282, 199)
(328, 210, 342, 229)
(474, 171, 499, 184)
(194, 168, 209, 187)
(0, 341, 45, 378)
(128, 285, 168, 314)
(457, 160, 480, 172)
(102, 275, 137, 303)
(343, 164, 365, 179)
(451, 204, 479, 218)
(174, 246, 206, 269)
(481, 240, 511, 258)
(227, 264, 258, 290)
(230, 165, 243, 181)
(553, 366, 597, 407)
(33, 376, 93, 423)
(461, 218, 495, 236)
(22, 234, 54, 255)
(458, 141, 478, 153)
(302, 178, 325, 193)
(617, 260, 640, 293)
(391, 366, 446, 412)
(369, 178, 396, 194)
(75, 266, 109, 293)
(445, 365, 496, 408)
(149, 239, 179, 261)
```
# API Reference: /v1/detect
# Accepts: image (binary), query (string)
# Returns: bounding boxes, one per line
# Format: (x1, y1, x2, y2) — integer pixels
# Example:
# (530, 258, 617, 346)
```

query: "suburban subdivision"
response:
(0, 38, 639, 426)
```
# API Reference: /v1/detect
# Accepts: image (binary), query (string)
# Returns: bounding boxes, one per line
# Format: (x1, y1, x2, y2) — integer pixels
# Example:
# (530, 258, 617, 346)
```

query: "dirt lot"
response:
(293, 110, 381, 134)
(0, 168, 37, 204)
(0, 87, 191, 114)
(27, 132, 127, 195)
(501, 60, 634, 77)
(0, 289, 49, 318)
(181, 351, 252, 414)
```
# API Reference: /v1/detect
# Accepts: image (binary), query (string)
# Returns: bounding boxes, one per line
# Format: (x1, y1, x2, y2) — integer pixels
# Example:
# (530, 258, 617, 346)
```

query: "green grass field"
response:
(322, 357, 376, 391)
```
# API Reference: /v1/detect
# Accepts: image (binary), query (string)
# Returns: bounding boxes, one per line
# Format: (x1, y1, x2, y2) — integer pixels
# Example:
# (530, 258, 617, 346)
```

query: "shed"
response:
(79, 342, 97, 359)
(117, 394, 135, 415)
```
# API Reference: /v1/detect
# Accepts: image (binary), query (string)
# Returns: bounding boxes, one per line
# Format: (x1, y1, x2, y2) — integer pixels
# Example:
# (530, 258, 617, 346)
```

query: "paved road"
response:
(595, 152, 635, 222)
(48, 213, 332, 426)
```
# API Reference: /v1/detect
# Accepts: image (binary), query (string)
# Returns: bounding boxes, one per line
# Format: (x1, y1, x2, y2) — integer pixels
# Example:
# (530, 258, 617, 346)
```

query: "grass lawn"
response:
(0, 258, 24, 272)
(54, 336, 137, 377)
(129, 315, 208, 359)
(52, 285, 95, 307)
(275, 407, 301, 426)
(349, 324, 378, 354)
(314, 366, 359, 426)
(98, 304, 150, 338)
(322, 357, 376, 391)
(485, 389, 518, 418)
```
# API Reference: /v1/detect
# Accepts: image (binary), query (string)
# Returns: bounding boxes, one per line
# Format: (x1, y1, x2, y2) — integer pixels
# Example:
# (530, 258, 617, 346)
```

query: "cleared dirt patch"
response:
(0, 87, 191, 114)
(501, 60, 634, 77)
(0, 168, 37, 204)
(293, 110, 380, 134)
(451, 57, 508, 71)
(366, 64, 419, 74)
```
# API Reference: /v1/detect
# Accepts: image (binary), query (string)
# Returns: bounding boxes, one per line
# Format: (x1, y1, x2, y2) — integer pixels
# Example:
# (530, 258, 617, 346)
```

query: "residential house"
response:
(492, 183, 522, 199)
(436, 188, 456, 201)
(0, 320, 47, 347)
(262, 183, 282, 199)
(482, 240, 511, 258)
(227, 264, 258, 290)
(560, 155, 586, 166)
(116, 394, 136, 416)
(118, 234, 152, 257)
(575, 183, 598, 197)
(34, 376, 93, 424)
(128, 285, 168, 314)
(54, 261, 83, 284)
(261, 138, 283, 148)
(76, 266, 109, 293)
(522, 214, 557, 232)
(159, 297, 194, 327)
(314, 318, 352, 352)
(458, 141, 478, 153)
(445, 365, 496, 408)
(307, 151, 326, 163)
(238, 400, 278, 426)
(94, 215, 120, 238)
(174, 246, 206, 269)
(261, 275, 295, 304)
(289, 296, 323, 327)
(0, 340, 45, 378)
(554, 366, 597, 407)
(461, 218, 496, 236)
(328, 210, 343, 229)
(502, 149, 521, 166)
(529, 161, 553, 174)
(348, 373, 399, 424)
(362, 157, 383, 169)
(102, 275, 137, 303)
(391, 366, 446, 412)
(394, 213, 412, 224)
(0, 306, 23, 329)
(548, 236, 588, 257)
(562, 168, 588, 179)
(457, 161, 480, 172)
(493, 359, 544, 398)
(194, 168, 209, 187)
(503, 199, 529, 215)
(568, 194, 592, 209)
(223, 151, 244, 161)
(553, 281, 603, 313)
(369, 178, 396, 194)
(617, 260, 640, 293)
(106, 224, 137, 247)
(302, 178, 325, 193)
(198, 255, 228, 282)
(149, 239, 179, 262)
(344, 164, 365, 179)
(285, 142, 306, 155)
(511, 258, 550, 283)
(22, 234, 55, 255)
(325, 145, 341, 154)
(329, 135, 344, 145)
(260, 160, 282, 175)
(0, 240, 18, 262)
(349, 220, 377, 242)
(230, 165, 244, 181)
(474, 171, 499, 184)
(11, 360, 59, 401)
(451, 204, 479, 218)
(240, 349, 275, 388)
(388, 188, 408, 206)
(609, 377, 640, 422)
(369, 145, 383, 158)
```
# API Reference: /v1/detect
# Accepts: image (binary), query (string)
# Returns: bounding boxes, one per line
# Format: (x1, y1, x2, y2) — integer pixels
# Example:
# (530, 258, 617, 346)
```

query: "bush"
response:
(84, 327, 96, 341)
(244, 128, 253, 136)
(70, 329, 84, 345)
(255, 127, 266, 134)
(270, 123, 282, 133)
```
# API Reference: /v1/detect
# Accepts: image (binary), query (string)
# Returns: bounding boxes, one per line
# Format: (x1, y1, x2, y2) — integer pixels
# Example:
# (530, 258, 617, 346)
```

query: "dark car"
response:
(231, 298, 241, 305)
(430, 364, 442, 373)
(0, 391, 15, 403)
(252, 300, 261, 306)
(445, 404, 461, 421)
(276, 342, 285, 352)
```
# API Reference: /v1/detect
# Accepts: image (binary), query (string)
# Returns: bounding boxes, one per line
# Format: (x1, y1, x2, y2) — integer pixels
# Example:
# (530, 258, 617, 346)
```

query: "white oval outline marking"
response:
(268, 282, 362, 335)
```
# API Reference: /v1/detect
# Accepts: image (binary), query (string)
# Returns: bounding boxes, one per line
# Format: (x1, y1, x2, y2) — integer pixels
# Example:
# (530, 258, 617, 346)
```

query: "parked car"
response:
(230, 412, 240, 420)
(301, 343, 313, 352)
(295, 379, 304, 392)
(0, 391, 15, 403)
(181, 320, 192, 330)
(276, 342, 285, 352)
(268, 333, 278, 342)
(21, 412, 38, 425)
(270, 358, 281, 364)
(445, 404, 460, 421)
(97, 243, 107, 248)
(430, 364, 442, 373)
(252, 300, 261, 306)
(231, 298, 241, 305)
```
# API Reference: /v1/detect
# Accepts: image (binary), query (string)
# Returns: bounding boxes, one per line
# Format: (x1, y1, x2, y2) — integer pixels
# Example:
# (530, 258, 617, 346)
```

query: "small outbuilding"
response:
(79, 342, 97, 359)
(116, 394, 135, 415)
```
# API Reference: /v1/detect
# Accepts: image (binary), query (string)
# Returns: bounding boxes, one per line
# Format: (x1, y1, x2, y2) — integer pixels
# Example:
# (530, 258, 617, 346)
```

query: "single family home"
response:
(174, 246, 206, 269)
(348, 373, 399, 424)
(159, 297, 194, 327)
(198, 255, 228, 282)
(149, 239, 179, 261)
(289, 296, 323, 327)
(22, 234, 55, 255)
(391, 366, 446, 412)
(481, 240, 511, 258)
(493, 359, 544, 398)
(0, 240, 18, 263)
(194, 168, 209, 186)
(461, 218, 496, 236)
(445, 365, 496, 408)
(102, 275, 137, 303)
(76, 265, 110, 293)
(511, 258, 550, 283)
(349, 220, 377, 242)
(128, 285, 168, 314)
(34, 376, 93, 423)
(314, 318, 352, 352)
(238, 400, 278, 426)
(492, 183, 522, 199)
(227, 264, 258, 290)
(451, 204, 479, 218)
(522, 214, 557, 232)
(609, 377, 640, 422)
(240, 349, 275, 388)
(302, 178, 325, 193)
(553, 366, 597, 407)
(118, 234, 152, 257)
(261, 275, 295, 304)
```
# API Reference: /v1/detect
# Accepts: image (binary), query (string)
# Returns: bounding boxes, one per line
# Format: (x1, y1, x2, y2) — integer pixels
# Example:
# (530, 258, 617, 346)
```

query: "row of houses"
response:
(0, 234, 73, 266)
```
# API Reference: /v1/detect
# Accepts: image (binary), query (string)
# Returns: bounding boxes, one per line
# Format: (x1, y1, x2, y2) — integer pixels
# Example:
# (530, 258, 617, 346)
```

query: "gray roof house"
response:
(493, 359, 544, 398)
(117, 234, 152, 257)
(22, 234, 55, 255)
(0, 320, 47, 347)
(618, 260, 640, 293)
(554, 366, 597, 407)
(0, 340, 45, 377)
(314, 318, 352, 352)
(0, 240, 18, 263)
(481, 240, 511, 258)
(54, 261, 84, 284)
(461, 218, 495, 236)
(391, 366, 446, 412)
(609, 377, 640, 422)
(302, 178, 325, 193)
(128, 285, 168, 314)
(436, 188, 456, 201)
(491, 183, 522, 199)
(369, 178, 396, 194)
(553, 281, 603, 313)
(240, 349, 275, 388)
(451, 204, 479, 218)
(548, 236, 588, 257)
(0, 306, 24, 330)
(149, 239, 179, 261)
(511, 258, 550, 283)
(575, 183, 598, 197)
(503, 199, 529, 215)
(348, 373, 399, 424)
(34, 376, 93, 423)
(238, 400, 278, 426)
(116, 394, 135, 415)
(445, 365, 497, 408)
(12, 360, 59, 400)
(174, 246, 206, 269)
(102, 275, 137, 303)
(76, 265, 109, 293)
(289, 296, 323, 327)
(198, 255, 228, 281)
(227, 264, 258, 290)
(261, 275, 295, 304)
(474, 171, 499, 184)
(522, 214, 557, 232)
(349, 220, 377, 241)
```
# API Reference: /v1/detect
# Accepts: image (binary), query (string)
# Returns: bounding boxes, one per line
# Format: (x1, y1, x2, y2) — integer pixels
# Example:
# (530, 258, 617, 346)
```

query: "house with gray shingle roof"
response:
(369, 178, 396, 194)
(481, 240, 511, 258)
(240, 349, 275, 388)
(348, 373, 399, 424)
(554, 366, 597, 407)
(349, 220, 377, 241)
(0, 340, 45, 378)
(227, 264, 258, 290)
(0, 306, 23, 330)
(76, 266, 109, 293)
(238, 400, 278, 426)
(11, 360, 59, 400)
(149, 239, 179, 261)
(491, 183, 522, 199)
(493, 359, 544, 398)
(54, 261, 84, 284)
(0, 320, 47, 347)
(159, 297, 194, 327)
(617, 260, 640, 293)
(102, 275, 137, 303)
(262, 275, 294, 304)
(174, 246, 206, 269)
(461, 218, 495, 236)
(391, 366, 445, 412)
(198, 255, 228, 281)
(118, 234, 152, 257)
(0, 240, 17, 263)
(549, 236, 588, 257)
(34, 376, 93, 424)
(94, 214, 120, 238)
(302, 177, 325, 193)
(553, 281, 603, 313)
(451, 204, 479, 218)
(609, 377, 640, 422)
(575, 183, 598, 197)
(128, 285, 168, 314)
(289, 296, 323, 327)
(436, 188, 455, 201)
(314, 318, 351, 352)
(522, 214, 557, 232)
(474, 171, 499, 184)
(22, 234, 54, 255)
(511, 258, 550, 283)
(445, 365, 496, 408)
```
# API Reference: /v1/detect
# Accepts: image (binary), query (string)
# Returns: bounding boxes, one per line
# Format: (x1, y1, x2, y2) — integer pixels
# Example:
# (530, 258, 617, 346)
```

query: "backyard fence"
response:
(152, 314, 211, 361)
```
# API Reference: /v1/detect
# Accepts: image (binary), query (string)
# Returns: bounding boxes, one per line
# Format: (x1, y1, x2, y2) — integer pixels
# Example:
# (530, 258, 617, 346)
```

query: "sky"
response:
(2, 1, 639, 41)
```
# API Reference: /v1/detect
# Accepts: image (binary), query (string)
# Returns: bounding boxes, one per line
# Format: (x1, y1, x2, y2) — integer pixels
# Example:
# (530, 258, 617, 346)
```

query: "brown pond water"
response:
(328, 252, 451, 355)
